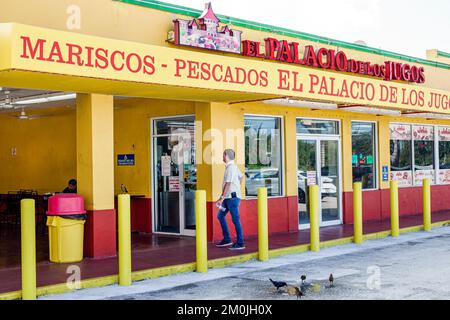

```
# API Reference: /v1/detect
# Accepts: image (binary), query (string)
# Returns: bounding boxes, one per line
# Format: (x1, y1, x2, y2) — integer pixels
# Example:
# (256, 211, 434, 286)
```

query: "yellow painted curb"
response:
(1, 220, 449, 300)
(132, 263, 196, 282)
(209, 253, 258, 269)
(269, 244, 309, 258)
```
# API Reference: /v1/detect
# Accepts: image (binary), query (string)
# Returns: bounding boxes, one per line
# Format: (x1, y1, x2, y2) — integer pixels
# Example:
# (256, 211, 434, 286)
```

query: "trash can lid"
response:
(47, 194, 86, 216)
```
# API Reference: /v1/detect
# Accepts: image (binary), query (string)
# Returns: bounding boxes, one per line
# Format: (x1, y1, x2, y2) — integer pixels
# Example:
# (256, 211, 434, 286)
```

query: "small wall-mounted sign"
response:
(118, 154, 135, 166)
(382, 166, 389, 182)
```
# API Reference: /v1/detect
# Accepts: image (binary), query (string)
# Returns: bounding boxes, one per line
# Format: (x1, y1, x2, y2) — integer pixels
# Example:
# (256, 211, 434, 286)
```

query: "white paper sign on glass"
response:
(390, 170, 413, 187)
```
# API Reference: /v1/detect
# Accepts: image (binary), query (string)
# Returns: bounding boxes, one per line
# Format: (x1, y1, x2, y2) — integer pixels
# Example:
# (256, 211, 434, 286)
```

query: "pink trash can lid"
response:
(47, 194, 86, 216)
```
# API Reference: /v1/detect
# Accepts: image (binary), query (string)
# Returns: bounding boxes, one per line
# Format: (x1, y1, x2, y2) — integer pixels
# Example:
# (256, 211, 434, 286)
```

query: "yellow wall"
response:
(0, 108, 76, 194)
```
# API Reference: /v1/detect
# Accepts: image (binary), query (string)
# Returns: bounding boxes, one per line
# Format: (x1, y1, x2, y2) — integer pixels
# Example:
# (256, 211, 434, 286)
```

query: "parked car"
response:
(245, 168, 280, 197)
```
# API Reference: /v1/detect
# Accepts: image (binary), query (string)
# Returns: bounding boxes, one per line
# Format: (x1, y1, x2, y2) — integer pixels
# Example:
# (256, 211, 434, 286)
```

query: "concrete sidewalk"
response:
(41, 226, 450, 300)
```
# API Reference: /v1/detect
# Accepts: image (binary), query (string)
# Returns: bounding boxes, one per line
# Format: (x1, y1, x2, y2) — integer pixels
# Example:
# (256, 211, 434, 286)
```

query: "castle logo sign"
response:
(168, 2, 242, 54)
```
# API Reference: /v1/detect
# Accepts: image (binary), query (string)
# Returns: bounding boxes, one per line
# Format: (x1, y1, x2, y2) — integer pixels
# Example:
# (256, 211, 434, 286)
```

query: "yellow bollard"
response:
(195, 190, 208, 273)
(309, 185, 320, 252)
(390, 180, 399, 237)
(257, 188, 269, 262)
(118, 194, 132, 286)
(21, 199, 36, 300)
(423, 178, 431, 232)
(353, 182, 363, 245)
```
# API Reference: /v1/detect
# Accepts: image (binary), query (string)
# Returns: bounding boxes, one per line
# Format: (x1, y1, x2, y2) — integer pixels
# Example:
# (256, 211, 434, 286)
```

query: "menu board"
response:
(390, 124, 411, 140)
(412, 125, 434, 141)
(414, 170, 435, 185)
(390, 171, 412, 187)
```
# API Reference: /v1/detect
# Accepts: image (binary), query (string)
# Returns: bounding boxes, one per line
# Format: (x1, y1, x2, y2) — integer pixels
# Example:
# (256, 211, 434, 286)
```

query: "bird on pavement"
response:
(287, 286, 304, 299)
(300, 275, 307, 284)
(329, 274, 334, 288)
(294, 287, 304, 299)
(269, 278, 287, 292)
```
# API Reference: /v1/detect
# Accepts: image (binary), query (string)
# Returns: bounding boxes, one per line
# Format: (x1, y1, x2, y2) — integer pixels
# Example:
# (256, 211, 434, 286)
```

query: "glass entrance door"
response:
(153, 116, 196, 236)
(297, 137, 341, 229)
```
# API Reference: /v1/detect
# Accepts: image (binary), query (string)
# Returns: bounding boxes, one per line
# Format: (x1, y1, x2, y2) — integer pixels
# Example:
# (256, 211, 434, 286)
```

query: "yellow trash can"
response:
(47, 216, 85, 263)
(46, 194, 87, 264)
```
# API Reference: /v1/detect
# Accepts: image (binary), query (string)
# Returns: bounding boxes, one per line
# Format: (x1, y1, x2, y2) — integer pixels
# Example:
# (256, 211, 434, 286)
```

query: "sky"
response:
(161, 0, 450, 59)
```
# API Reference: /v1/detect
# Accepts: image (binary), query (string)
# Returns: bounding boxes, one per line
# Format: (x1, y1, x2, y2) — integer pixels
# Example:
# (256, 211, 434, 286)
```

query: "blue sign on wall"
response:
(382, 166, 389, 182)
(118, 154, 135, 166)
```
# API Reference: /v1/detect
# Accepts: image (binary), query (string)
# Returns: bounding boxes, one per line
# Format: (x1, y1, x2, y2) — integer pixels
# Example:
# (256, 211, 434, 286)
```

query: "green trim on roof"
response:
(437, 51, 450, 59)
(114, 0, 450, 70)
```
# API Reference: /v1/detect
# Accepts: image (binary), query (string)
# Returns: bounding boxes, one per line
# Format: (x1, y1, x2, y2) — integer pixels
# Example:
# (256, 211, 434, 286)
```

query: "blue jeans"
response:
(217, 198, 244, 246)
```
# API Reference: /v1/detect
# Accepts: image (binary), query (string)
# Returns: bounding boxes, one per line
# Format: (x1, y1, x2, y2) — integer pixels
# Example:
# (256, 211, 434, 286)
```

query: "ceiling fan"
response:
(12, 108, 52, 120)
(0, 91, 15, 109)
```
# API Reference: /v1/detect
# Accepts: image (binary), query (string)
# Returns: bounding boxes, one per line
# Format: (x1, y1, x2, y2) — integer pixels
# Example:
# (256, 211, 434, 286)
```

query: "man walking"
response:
(216, 149, 245, 250)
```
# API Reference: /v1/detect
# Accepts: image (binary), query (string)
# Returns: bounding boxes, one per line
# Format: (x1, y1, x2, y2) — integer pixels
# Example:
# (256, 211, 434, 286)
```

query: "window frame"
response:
(389, 122, 449, 187)
(351, 120, 379, 191)
(244, 114, 285, 199)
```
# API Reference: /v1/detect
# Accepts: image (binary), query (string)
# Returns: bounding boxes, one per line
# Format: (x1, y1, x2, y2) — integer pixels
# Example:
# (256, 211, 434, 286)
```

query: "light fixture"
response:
(404, 112, 450, 120)
(14, 93, 76, 105)
(263, 98, 338, 110)
(340, 106, 401, 116)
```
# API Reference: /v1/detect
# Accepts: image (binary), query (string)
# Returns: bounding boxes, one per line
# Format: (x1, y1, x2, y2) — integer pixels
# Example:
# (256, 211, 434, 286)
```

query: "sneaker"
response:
(215, 240, 233, 248)
(228, 243, 246, 251)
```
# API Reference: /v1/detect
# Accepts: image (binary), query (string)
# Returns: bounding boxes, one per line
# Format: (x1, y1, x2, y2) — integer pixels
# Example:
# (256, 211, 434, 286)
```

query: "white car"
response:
(245, 169, 280, 197)
(297, 171, 337, 202)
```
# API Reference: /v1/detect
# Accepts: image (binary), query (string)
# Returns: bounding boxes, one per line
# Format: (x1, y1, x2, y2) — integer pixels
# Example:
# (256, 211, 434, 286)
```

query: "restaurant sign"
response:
(3, 23, 450, 114)
(169, 3, 425, 84)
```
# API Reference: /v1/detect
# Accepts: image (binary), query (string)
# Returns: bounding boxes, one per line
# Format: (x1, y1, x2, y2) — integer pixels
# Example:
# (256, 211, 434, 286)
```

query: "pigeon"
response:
(269, 278, 287, 292)
(121, 184, 129, 194)
(294, 287, 304, 299)
(300, 275, 307, 284)
(329, 274, 334, 287)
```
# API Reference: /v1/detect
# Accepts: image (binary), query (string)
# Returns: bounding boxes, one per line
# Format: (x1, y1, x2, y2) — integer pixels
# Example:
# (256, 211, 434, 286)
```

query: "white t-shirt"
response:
(222, 160, 243, 199)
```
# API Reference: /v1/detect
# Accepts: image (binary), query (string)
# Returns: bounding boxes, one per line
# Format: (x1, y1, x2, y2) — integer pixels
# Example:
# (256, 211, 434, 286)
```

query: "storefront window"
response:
(413, 125, 434, 185)
(244, 116, 282, 197)
(438, 127, 450, 184)
(297, 119, 339, 135)
(390, 124, 413, 187)
(352, 122, 376, 189)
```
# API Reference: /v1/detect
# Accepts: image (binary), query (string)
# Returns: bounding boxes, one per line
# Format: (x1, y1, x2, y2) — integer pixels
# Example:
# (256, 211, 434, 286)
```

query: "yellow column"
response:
(353, 182, 363, 245)
(309, 185, 320, 252)
(77, 93, 116, 258)
(118, 194, 131, 286)
(195, 190, 208, 273)
(341, 119, 354, 193)
(21, 199, 36, 300)
(423, 178, 431, 232)
(77, 93, 114, 210)
(257, 188, 269, 262)
(390, 181, 399, 237)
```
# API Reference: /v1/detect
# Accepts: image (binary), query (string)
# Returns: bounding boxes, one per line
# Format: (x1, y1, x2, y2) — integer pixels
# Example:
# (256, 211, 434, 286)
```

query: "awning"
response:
(0, 23, 449, 112)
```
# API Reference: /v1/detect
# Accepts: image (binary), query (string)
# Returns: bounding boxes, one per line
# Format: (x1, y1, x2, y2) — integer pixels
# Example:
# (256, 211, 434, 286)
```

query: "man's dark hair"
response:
(69, 179, 77, 186)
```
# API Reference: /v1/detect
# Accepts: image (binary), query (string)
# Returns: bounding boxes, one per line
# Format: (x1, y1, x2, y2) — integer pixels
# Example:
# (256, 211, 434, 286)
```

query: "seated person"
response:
(63, 179, 77, 194)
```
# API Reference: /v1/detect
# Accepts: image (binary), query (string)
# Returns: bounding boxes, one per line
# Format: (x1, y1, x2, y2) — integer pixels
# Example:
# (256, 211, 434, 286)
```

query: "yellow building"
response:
(0, 0, 449, 258)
